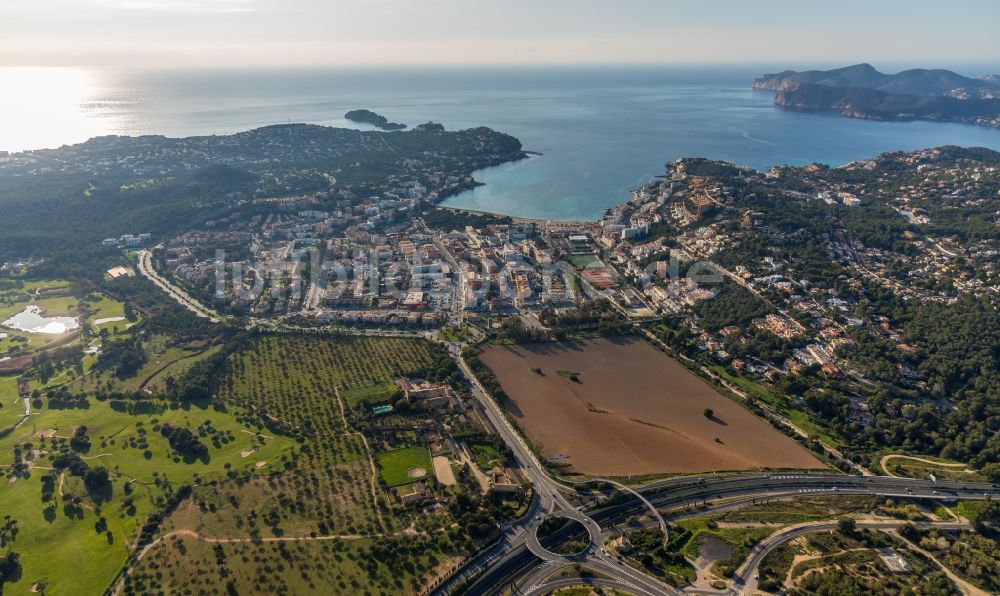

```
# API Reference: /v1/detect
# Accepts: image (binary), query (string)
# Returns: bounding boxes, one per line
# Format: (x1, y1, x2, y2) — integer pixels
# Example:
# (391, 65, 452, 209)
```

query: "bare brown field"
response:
(479, 337, 823, 476)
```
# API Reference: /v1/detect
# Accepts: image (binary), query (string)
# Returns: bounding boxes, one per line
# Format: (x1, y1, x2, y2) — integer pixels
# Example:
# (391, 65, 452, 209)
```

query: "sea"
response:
(4, 64, 1000, 221)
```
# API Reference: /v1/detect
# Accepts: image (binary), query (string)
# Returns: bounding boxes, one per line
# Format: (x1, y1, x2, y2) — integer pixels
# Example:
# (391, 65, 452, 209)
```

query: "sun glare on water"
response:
(0, 67, 117, 153)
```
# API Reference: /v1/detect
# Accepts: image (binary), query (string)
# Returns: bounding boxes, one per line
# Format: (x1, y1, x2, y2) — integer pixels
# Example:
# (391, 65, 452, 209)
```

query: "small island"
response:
(754, 64, 1000, 129)
(345, 109, 407, 131)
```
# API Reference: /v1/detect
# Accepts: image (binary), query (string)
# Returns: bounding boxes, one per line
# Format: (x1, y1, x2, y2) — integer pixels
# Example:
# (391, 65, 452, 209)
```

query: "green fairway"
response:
(86, 294, 133, 331)
(0, 281, 134, 356)
(0, 375, 24, 429)
(141, 344, 222, 393)
(0, 291, 82, 352)
(0, 396, 296, 595)
(64, 335, 218, 396)
(1, 399, 294, 483)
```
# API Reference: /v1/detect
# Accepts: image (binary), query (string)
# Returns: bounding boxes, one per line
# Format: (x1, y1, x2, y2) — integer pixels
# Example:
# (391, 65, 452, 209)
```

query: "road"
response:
(303, 271, 325, 311)
(431, 297, 996, 596)
(136, 250, 220, 323)
(135, 242, 995, 596)
(438, 346, 677, 596)
(448, 469, 997, 595)
(735, 519, 973, 595)
(519, 573, 662, 596)
(419, 219, 467, 325)
(435, 337, 999, 596)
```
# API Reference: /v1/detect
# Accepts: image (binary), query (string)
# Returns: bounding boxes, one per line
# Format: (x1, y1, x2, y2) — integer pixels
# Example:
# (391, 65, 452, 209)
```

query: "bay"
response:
(3, 65, 1000, 220)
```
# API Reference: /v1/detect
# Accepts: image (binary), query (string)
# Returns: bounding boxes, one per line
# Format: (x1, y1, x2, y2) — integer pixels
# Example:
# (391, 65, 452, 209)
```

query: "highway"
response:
(734, 519, 973, 595)
(136, 242, 996, 596)
(456, 474, 991, 595)
(443, 344, 677, 596)
(434, 304, 998, 596)
(136, 250, 221, 323)
(441, 465, 996, 595)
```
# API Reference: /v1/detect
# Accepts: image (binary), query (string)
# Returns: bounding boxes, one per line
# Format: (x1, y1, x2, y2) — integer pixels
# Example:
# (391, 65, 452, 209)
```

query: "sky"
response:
(2, 0, 999, 68)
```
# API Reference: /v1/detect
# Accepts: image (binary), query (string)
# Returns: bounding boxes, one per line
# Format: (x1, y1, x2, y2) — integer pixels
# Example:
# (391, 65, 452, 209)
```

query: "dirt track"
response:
(480, 337, 823, 476)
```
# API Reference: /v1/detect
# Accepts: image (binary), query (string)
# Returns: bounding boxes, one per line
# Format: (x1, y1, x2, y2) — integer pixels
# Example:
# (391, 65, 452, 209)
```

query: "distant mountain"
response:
(754, 63, 1000, 99)
(754, 64, 1000, 129)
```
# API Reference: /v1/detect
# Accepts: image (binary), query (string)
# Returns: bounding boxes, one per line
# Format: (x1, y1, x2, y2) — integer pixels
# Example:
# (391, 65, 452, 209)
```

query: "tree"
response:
(159, 424, 208, 459)
(982, 463, 1000, 483)
(837, 517, 857, 535)
(52, 453, 88, 476)
(69, 426, 91, 453)
(899, 523, 919, 543)
(703, 408, 714, 419)
(0, 551, 20, 585)
(973, 501, 1000, 536)
(84, 467, 112, 497)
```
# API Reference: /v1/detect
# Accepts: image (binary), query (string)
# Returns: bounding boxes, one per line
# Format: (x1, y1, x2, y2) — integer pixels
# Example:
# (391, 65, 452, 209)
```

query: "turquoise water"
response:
(5, 65, 1000, 220)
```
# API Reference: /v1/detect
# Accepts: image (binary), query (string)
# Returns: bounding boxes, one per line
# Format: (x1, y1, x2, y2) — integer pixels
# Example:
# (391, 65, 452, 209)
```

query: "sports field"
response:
(377, 446, 432, 487)
(479, 337, 822, 476)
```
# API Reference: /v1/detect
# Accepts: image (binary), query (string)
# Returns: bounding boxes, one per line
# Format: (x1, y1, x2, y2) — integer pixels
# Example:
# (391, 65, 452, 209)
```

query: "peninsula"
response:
(754, 63, 1000, 128)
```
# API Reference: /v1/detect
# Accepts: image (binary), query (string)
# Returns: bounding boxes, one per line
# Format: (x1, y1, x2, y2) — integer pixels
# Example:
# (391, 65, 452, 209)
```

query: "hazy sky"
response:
(2, 0, 999, 68)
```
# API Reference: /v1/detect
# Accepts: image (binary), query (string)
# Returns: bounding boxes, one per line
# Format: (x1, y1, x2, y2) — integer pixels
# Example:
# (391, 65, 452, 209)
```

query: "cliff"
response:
(755, 64, 1000, 128)
(774, 82, 1000, 126)
(754, 63, 1000, 99)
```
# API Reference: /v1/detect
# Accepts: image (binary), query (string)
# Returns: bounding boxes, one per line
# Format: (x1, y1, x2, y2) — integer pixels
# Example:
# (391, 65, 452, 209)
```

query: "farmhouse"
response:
(395, 378, 456, 409)
(398, 482, 433, 507)
(488, 468, 522, 495)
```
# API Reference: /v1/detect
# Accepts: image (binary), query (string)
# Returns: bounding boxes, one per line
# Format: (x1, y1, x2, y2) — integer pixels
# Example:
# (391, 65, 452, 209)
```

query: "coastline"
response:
(432, 205, 594, 228)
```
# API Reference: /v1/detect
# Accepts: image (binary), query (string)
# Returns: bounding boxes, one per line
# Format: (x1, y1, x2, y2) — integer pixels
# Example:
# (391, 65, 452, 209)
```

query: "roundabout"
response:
(533, 516, 592, 558)
(525, 506, 605, 563)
